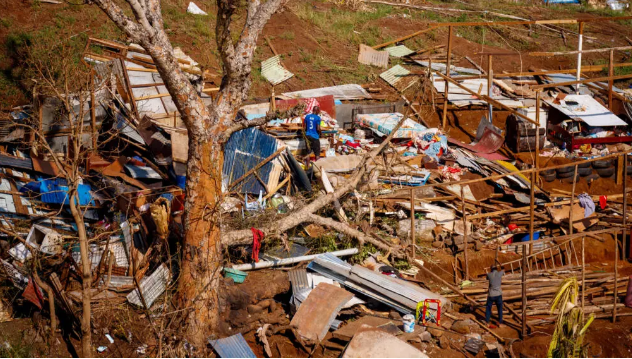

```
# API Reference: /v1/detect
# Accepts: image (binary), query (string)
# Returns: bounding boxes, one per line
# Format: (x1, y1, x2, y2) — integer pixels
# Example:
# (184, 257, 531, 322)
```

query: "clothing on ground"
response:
(578, 193, 595, 217)
(485, 295, 503, 325)
(487, 270, 504, 297)
(305, 113, 321, 139)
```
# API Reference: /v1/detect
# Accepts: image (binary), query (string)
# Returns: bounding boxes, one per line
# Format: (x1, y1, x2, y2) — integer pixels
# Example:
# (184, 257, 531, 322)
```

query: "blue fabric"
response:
(304, 114, 321, 139)
(485, 295, 503, 325)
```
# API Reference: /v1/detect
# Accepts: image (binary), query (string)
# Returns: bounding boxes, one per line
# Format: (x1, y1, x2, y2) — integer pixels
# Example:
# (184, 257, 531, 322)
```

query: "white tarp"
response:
(187, 2, 208, 15)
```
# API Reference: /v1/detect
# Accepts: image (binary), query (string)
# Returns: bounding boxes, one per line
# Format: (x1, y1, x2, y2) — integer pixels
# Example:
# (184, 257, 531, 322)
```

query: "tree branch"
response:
(221, 108, 413, 246)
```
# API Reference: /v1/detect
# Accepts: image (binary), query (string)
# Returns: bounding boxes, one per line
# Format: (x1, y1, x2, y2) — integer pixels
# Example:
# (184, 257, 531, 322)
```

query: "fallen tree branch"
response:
(307, 214, 405, 258)
(221, 94, 418, 246)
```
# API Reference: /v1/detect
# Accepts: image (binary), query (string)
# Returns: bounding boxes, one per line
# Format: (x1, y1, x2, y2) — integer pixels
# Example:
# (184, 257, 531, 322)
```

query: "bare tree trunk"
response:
(178, 135, 224, 343)
(69, 189, 92, 357)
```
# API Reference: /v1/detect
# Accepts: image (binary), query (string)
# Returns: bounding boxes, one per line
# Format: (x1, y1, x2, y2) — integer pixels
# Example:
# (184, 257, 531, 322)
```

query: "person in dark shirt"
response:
(303, 106, 322, 162)
(486, 264, 505, 328)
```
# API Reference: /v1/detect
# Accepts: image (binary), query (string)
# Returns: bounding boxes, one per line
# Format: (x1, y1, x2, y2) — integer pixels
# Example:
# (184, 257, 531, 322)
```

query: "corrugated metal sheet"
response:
(105, 275, 134, 288)
(545, 94, 627, 127)
(208, 333, 256, 358)
(358, 44, 389, 68)
(288, 269, 310, 294)
(222, 128, 278, 194)
(127, 264, 170, 308)
(282, 84, 371, 100)
(261, 55, 293, 85)
(1, 259, 28, 289)
(116, 113, 145, 145)
(414, 60, 481, 75)
(124, 164, 162, 179)
(380, 65, 416, 92)
(385, 45, 414, 58)
(0, 154, 33, 170)
(290, 283, 353, 341)
(308, 253, 448, 314)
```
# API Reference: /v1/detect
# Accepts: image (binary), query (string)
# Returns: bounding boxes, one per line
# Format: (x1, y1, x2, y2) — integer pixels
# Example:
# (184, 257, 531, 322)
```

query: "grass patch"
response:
(293, 2, 401, 46)
(0, 338, 34, 358)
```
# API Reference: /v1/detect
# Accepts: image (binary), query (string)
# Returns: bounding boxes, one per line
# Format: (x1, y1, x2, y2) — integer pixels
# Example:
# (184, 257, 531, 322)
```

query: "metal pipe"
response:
(231, 248, 359, 271)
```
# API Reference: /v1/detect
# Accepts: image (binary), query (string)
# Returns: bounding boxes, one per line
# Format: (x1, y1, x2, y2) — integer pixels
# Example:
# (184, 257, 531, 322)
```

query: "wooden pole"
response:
(461, 185, 469, 280)
(624, 153, 628, 260)
(487, 54, 493, 123)
(90, 73, 97, 152)
(614, 228, 619, 322)
(442, 26, 453, 130)
(523, 169, 537, 337)
(616, 154, 627, 322)
(581, 235, 585, 319)
(410, 187, 416, 260)
(576, 22, 584, 94)
(608, 49, 614, 109)
(569, 164, 579, 235)
(535, 91, 541, 181)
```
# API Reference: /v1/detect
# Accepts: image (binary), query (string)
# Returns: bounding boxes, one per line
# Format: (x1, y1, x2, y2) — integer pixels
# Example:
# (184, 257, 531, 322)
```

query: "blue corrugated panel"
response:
(222, 128, 278, 194)
(208, 333, 256, 358)
(21, 179, 93, 206)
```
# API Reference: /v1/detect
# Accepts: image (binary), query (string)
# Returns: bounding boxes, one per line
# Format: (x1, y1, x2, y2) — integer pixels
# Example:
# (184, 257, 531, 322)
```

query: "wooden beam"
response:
(530, 72, 632, 90)
(372, 26, 439, 49)
(530, 45, 632, 57)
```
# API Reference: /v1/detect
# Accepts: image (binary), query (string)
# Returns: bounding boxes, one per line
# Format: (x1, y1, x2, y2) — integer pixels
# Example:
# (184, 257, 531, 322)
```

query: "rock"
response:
(427, 327, 443, 338)
(247, 305, 264, 314)
(431, 241, 444, 248)
(451, 319, 475, 334)
(439, 336, 449, 349)
(389, 310, 402, 321)
(419, 331, 433, 342)
(474, 240, 484, 251)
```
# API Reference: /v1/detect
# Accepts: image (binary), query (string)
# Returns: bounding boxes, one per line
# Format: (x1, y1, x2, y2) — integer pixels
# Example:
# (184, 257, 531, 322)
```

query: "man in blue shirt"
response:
(303, 106, 322, 162)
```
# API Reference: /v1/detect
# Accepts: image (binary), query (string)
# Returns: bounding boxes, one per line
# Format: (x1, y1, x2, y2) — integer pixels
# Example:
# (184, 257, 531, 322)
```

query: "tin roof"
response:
(208, 333, 256, 358)
(261, 55, 294, 85)
(545, 94, 627, 127)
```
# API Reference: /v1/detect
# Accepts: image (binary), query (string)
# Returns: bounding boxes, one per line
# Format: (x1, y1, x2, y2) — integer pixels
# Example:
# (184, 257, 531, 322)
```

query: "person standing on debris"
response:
(303, 106, 322, 162)
(486, 265, 504, 328)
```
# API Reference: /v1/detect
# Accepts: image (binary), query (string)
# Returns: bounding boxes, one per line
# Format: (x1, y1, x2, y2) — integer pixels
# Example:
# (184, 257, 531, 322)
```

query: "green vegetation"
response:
(293, 2, 402, 46)
(0, 338, 34, 358)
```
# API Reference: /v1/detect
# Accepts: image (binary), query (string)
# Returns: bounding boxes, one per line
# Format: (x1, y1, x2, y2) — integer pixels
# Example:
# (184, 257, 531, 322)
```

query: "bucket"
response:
(402, 314, 415, 333)
(223, 268, 248, 284)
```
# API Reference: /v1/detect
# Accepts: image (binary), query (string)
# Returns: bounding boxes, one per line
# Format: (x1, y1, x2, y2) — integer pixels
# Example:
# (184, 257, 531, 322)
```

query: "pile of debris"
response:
(1, 30, 632, 357)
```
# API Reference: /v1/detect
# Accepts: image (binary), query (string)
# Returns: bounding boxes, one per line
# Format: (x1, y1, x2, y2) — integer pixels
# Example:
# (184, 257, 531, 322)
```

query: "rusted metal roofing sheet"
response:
(290, 282, 353, 342)
(385, 45, 414, 58)
(448, 128, 505, 155)
(261, 55, 293, 85)
(358, 44, 389, 68)
(208, 333, 256, 358)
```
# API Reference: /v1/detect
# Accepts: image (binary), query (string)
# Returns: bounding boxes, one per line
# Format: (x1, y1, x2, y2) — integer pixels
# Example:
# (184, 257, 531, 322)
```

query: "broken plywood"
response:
(548, 203, 598, 232)
(333, 315, 394, 341)
(290, 282, 353, 342)
(358, 44, 389, 68)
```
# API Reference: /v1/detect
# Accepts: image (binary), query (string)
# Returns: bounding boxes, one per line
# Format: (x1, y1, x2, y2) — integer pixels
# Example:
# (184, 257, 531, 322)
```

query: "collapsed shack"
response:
(1, 18, 632, 357)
